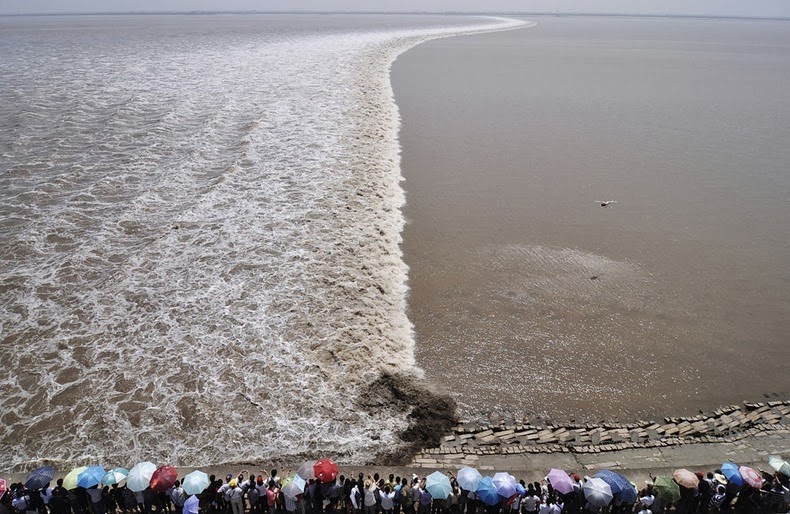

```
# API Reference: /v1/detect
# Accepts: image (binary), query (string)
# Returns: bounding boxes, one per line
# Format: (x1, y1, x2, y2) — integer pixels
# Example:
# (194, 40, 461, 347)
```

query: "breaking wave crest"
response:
(0, 15, 528, 470)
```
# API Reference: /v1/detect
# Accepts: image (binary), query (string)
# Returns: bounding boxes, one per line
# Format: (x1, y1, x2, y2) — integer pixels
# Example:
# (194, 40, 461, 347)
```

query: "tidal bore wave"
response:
(0, 16, 528, 470)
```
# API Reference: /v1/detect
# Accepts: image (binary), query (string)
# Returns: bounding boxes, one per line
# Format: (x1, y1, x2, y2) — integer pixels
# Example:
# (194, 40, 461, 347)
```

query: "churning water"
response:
(0, 14, 527, 469)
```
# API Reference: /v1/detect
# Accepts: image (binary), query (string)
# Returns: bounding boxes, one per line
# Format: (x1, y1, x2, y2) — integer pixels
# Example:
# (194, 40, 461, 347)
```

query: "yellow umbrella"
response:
(672, 469, 699, 489)
(63, 466, 88, 490)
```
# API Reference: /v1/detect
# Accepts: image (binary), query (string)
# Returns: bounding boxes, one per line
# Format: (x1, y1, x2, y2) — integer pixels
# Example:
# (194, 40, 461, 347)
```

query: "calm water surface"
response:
(394, 16, 790, 422)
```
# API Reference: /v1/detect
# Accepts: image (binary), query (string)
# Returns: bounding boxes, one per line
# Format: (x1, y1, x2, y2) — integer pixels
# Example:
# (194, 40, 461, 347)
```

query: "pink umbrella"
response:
(738, 466, 763, 489)
(546, 469, 574, 495)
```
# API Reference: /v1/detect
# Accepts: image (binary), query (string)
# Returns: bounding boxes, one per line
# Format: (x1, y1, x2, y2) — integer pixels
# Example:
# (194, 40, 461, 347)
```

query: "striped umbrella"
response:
(25, 466, 55, 490)
(738, 466, 763, 489)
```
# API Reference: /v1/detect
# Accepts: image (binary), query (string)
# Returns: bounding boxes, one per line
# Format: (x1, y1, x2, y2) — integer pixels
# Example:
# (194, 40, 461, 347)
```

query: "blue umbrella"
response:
(425, 471, 452, 500)
(595, 470, 636, 503)
(25, 466, 55, 490)
(476, 477, 501, 506)
(721, 462, 743, 487)
(77, 466, 107, 489)
(515, 483, 525, 496)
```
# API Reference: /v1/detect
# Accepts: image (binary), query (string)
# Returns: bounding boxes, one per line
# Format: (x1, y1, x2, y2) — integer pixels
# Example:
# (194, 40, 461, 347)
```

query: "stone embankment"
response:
(410, 400, 790, 467)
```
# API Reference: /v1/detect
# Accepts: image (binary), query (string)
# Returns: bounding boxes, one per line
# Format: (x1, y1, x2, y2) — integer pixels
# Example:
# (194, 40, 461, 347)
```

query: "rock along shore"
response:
(409, 400, 790, 469)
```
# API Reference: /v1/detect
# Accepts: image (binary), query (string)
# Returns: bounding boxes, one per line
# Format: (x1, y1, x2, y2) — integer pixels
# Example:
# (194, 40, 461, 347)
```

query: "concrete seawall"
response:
(410, 400, 790, 472)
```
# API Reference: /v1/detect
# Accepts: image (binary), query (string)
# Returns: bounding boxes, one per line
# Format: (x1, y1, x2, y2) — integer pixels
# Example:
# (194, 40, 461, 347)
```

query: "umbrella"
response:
(127, 462, 157, 492)
(768, 455, 790, 477)
(425, 471, 452, 500)
(63, 467, 88, 490)
(102, 468, 129, 485)
(515, 483, 525, 496)
(457, 467, 483, 492)
(77, 466, 106, 489)
(546, 469, 574, 495)
(25, 466, 55, 490)
(313, 459, 338, 484)
(182, 471, 209, 496)
(150, 465, 178, 493)
(582, 477, 613, 508)
(296, 461, 317, 481)
(476, 477, 500, 506)
(672, 469, 700, 489)
(595, 470, 636, 503)
(653, 476, 680, 504)
(492, 473, 517, 499)
(282, 474, 306, 499)
(738, 466, 763, 489)
(721, 462, 743, 487)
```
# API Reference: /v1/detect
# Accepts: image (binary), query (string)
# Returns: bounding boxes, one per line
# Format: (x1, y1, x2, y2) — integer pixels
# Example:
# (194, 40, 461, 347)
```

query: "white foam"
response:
(0, 16, 531, 470)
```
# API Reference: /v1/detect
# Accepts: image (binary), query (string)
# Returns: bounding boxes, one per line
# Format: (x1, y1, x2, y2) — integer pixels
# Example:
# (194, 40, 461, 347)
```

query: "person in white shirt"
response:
(350, 484, 361, 514)
(380, 486, 396, 514)
(169, 481, 186, 514)
(41, 485, 53, 508)
(228, 480, 245, 514)
(522, 490, 539, 514)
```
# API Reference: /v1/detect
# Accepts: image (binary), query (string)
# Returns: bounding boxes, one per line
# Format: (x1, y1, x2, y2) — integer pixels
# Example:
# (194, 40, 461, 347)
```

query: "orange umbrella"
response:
(672, 469, 699, 489)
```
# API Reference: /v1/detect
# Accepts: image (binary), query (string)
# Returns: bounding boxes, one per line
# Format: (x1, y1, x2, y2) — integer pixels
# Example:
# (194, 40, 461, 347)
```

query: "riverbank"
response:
(405, 400, 790, 482)
(3, 402, 788, 483)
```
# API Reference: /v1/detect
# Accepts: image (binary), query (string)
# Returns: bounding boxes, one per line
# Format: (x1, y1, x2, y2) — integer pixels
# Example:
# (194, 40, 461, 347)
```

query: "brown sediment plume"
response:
(357, 373, 458, 464)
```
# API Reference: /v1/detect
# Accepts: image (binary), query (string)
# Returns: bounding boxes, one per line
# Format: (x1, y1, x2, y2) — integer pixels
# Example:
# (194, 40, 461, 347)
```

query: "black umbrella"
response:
(25, 466, 55, 490)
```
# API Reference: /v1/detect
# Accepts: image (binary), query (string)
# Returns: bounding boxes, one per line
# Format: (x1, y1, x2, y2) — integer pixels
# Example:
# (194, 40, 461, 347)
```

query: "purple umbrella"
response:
(492, 473, 517, 499)
(547, 469, 574, 495)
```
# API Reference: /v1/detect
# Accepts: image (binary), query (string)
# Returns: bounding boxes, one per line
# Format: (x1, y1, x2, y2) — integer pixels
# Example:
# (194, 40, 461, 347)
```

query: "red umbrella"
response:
(313, 459, 338, 483)
(150, 465, 178, 492)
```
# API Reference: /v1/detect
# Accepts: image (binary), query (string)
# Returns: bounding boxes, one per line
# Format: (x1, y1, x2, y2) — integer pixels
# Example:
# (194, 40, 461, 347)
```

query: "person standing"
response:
(169, 482, 186, 514)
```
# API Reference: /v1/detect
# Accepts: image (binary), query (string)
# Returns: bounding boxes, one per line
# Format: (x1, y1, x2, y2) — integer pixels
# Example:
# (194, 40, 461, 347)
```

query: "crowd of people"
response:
(3, 465, 788, 514)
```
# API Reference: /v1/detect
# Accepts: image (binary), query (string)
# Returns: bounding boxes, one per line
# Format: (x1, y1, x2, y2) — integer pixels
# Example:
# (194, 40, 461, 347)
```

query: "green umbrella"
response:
(63, 466, 88, 490)
(768, 455, 790, 477)
(653, 476, 680, 504)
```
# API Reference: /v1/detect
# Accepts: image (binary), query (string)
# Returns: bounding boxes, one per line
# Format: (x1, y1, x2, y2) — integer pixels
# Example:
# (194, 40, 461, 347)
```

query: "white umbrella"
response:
(182, 471, 210, 496)
(492, 473, 517, 498)
(282, 474, 306, 498)
(457, 467, 483, 491)
(583, 477, 613, 508)
(296, 461, 317, 481)
(768, 455, 790, 477)
(127, 462, 157, 492)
